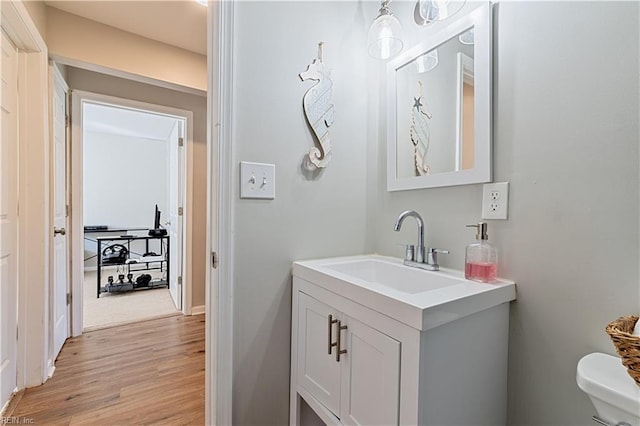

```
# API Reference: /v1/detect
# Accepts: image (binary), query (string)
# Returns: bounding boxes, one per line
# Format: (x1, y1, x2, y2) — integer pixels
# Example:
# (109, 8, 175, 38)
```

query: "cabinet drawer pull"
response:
(328, 315, 338, 354)
(336, 320, 347, 362)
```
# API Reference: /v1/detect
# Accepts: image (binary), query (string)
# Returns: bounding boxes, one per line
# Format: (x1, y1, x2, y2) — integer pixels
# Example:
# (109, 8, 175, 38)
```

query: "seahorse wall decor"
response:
(300, 42, 334, 170)
(410, 80, 432, 176)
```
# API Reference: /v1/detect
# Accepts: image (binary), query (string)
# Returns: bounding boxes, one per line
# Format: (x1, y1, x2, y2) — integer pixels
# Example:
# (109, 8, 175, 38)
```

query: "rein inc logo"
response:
(1, 417, 34, 424)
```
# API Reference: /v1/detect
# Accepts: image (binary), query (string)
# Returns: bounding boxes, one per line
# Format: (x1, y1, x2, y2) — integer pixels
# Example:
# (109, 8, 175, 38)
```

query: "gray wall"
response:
(231, 2, 374, 424)
(229, 1, 639, 425)
(66, 67, 208, 309)
(374, 2, 640, 425)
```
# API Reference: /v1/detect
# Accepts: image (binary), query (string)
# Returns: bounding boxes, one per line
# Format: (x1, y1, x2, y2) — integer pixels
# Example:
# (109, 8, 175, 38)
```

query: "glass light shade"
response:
(459, 28, 475, 45)
(368, 13, 403, 60)
(415, 49, 438, 73)
(417, 0, 465, 25)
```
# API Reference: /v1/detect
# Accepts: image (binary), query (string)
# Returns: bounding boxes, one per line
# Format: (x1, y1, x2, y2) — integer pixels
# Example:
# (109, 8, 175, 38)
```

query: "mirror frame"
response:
(386, 3, 492, 191)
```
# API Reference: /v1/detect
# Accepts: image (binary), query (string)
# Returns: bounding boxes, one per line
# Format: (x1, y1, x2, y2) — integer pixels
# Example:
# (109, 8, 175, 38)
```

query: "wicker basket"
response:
(606, 315, 640, 386)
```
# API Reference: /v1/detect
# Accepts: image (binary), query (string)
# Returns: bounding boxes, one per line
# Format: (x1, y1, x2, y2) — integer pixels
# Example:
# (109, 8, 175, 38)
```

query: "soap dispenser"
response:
(465, 222, 497, 283)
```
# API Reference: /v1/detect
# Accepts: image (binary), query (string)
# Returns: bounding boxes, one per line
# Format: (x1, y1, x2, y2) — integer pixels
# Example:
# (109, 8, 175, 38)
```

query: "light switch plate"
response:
(482, 182, 509, 220)
(240, 161, 275, 199)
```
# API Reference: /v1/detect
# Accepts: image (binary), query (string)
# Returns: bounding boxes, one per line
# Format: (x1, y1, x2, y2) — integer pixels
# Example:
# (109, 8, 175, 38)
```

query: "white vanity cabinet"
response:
(290, 256, 516, 426)
(296, 292, 401, 425)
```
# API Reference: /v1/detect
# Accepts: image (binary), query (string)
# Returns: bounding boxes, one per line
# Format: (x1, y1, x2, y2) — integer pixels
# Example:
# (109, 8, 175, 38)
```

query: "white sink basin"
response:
(322, 258, 464, 294)
(293, 255, 516, 331)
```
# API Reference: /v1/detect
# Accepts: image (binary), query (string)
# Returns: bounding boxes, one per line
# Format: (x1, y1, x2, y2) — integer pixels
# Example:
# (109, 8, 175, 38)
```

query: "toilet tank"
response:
(577, 352, 640, 426)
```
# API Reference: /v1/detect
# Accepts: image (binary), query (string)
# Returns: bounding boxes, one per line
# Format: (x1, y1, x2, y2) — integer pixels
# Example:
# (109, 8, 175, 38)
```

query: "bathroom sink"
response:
(293, 255, 516, 331)
(322, 258, 463, 294)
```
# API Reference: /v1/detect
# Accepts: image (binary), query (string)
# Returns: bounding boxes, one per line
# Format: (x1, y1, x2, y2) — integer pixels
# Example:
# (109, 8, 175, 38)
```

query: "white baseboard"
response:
(47, 360, 56, 379)
(190, 305, 205, 315)
(1, 395, 10, 416)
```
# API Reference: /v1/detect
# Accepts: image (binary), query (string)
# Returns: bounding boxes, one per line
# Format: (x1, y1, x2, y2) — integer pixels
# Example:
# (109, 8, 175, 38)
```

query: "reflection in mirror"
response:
(396, 27, 474, 178)
(456, 51, 474, 171)
(414, 0, 466, 25)
(459, 27, 474, 45)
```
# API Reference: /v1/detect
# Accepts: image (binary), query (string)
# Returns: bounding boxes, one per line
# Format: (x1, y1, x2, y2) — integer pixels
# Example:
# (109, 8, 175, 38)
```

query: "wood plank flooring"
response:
(10, 314, 205, 425)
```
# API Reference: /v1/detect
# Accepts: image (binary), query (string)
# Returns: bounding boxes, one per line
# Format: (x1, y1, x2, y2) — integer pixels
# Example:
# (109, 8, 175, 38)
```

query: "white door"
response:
(340, 316, 401, 426)
(167, 120, 184, 310)
(297, 292, 342, 417)
(0, 29, 19, 408)
(51, 65, 69, 359)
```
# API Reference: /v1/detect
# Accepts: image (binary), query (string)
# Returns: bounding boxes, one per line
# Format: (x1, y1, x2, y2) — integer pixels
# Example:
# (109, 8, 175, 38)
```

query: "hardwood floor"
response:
(10, 314, 205, 425)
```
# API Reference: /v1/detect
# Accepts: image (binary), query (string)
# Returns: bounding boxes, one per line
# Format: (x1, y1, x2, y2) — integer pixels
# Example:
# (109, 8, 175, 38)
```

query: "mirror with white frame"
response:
(387, 3, 492, 191)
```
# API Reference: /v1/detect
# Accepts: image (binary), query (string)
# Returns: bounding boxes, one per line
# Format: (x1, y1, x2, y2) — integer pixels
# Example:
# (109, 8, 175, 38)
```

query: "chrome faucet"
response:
(394, 210, 449, 271)
(394, 210, 426, 263)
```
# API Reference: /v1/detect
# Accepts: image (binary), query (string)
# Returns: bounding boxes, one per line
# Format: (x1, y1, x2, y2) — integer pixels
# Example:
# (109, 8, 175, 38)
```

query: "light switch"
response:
(240, 161, 275, 199)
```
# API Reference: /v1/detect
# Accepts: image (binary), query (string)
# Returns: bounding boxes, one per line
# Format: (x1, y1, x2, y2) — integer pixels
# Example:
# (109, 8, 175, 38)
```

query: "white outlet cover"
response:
(240, 161, 275, 199)
(482, 182, 509, 220)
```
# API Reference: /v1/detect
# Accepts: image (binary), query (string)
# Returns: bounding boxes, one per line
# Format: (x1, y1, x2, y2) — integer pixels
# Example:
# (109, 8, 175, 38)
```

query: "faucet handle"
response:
(426, 247, 449, 269)
(405, 245, 415, 262)
(429, 248, 449, 255)
(396, 243, 415, 261)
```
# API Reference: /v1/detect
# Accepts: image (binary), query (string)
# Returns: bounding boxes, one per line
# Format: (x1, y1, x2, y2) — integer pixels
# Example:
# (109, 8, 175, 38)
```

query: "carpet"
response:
(83, 269, 179, 331)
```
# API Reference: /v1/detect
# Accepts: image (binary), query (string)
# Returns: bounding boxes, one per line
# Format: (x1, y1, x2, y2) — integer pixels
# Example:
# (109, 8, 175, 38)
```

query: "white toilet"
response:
(577, 352, 640, 426)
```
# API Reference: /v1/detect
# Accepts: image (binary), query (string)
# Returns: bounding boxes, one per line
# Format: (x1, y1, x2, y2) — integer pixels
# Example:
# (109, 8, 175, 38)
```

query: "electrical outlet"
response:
(482, 182, 509, 220)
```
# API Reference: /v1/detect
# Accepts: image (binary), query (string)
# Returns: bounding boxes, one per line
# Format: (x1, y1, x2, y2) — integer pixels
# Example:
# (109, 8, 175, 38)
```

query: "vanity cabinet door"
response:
(340, 316, 401, 426)
(297, 292, 342, 417)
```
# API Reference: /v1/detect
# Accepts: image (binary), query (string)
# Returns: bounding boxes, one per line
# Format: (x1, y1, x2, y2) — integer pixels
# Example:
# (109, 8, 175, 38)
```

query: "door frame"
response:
(1, 0, 51, 390)
(69, 90, 194, 336)
(207, 1, 234, 424)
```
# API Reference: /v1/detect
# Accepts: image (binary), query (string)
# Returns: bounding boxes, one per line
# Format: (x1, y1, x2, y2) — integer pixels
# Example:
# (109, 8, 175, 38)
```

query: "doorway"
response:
(70, 91, 194, 334)
(1, 2, 213, 420)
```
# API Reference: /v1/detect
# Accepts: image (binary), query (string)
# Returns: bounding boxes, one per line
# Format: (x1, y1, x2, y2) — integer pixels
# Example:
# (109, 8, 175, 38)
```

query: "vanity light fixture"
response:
(368, 0, 404, 60)
(194, 0, 207, 6)
(414, 0, 466, 25)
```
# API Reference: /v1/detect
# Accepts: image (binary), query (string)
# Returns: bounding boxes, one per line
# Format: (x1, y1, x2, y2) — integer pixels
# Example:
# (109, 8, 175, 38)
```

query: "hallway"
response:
(7, 315, 205, 425)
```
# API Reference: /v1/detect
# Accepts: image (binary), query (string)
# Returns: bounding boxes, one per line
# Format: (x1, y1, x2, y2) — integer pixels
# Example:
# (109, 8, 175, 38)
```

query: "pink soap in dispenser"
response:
(465, 222, 498, 283)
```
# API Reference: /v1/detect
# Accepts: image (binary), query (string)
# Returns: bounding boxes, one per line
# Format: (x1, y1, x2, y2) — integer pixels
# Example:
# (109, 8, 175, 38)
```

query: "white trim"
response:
(1, 396, 12, 417)
(70, 90, 194, 336)
(190, 305, 206, 315)
(207, 0, 234, 424)
(2, 0, 51, 389)
(70, 91, 84, 337)
(51, 56, 206, 98)
(1, 1, 45, 52)
(184, 115, 195, 315)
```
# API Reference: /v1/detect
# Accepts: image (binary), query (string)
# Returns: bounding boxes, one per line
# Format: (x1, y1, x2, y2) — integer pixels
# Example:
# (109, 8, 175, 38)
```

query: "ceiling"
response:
(84, 102, 179, 141)
(45, 1, 207, 55)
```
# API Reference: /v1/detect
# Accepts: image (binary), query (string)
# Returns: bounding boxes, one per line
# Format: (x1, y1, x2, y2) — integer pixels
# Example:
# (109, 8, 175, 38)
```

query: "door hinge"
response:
(65, 115, 70, 128)
(211, 251, 218, 269)
(66, 204, 70, 217)
(178, 137, 184, 147)
(66, 293, 71, 305)
(178, 207, 183, 216)
(178, 276, 182, 285)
